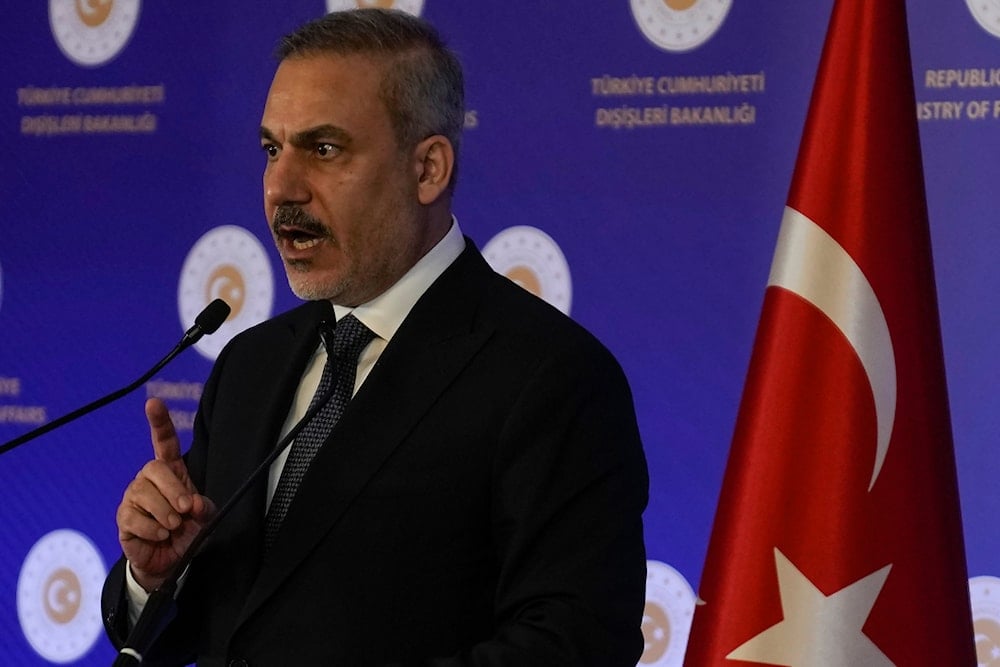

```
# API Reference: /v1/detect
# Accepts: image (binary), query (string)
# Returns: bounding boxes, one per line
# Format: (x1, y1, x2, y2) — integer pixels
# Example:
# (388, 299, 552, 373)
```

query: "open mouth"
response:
(272, 206, 329, 252)
(279, 226, 325, 250)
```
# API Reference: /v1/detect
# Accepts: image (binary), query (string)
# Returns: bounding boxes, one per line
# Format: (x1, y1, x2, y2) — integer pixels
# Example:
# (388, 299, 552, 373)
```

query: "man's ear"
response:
(414, 135, 455, 205)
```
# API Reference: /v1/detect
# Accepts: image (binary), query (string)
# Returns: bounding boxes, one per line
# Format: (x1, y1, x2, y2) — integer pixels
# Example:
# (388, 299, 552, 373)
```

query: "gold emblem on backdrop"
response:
(640, 600, 673, 663)
(504, 266, 542, 299)
(971, 577, 1000, 667)
(482, 226, 573, 316)
(17, 530, 106, 662)
(639, 560, 696, 666)
(43, 568, 82, 625)
(75, 0, 113, 27)
(630, 0, 732, 53)
(49, 0, 141, 67)
(205, 265, 246, 320)
(178, 225, 274, 361)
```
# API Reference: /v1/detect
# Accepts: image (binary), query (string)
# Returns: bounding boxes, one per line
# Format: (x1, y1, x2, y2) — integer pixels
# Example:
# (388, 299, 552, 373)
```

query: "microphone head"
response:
(195, 299, 231, 335)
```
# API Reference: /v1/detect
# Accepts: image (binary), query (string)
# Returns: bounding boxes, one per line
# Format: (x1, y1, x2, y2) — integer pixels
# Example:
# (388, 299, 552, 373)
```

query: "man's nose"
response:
(264, 153, 310, 209)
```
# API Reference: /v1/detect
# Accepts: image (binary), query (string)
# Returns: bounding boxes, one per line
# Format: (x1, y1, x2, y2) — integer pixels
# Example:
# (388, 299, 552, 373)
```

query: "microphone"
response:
(114, 316, 339, 666)
(0, 299, 231, 456)
(182, 298, 231, 345)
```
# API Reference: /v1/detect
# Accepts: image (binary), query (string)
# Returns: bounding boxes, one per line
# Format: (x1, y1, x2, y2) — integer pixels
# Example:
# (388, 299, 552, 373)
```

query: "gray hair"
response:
(277, 9, 464, 185)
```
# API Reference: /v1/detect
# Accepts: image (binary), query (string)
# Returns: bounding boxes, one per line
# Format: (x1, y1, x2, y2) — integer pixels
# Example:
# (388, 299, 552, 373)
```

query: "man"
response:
(103, 8, 648, 666)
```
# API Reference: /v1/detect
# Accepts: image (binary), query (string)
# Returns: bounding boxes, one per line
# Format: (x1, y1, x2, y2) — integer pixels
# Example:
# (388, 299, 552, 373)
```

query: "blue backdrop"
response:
(2, 1, 997, 664)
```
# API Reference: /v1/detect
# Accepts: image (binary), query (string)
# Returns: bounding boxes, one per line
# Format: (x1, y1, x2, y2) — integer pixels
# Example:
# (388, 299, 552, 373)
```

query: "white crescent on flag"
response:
(767, 206, 897, 492)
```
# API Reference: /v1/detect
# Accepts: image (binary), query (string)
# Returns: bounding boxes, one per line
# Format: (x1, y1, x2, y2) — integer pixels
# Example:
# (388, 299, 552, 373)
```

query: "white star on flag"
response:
(727, 549, 894, 667)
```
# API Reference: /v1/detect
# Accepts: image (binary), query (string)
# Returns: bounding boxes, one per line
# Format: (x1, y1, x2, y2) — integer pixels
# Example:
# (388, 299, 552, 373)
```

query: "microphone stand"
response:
(0, 299, 231, 456)
(113, 327, 338, 665)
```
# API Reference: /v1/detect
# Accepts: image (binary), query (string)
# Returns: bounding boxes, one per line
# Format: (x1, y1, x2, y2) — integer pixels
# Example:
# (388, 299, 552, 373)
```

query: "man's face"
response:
(260, 54, 429, 306)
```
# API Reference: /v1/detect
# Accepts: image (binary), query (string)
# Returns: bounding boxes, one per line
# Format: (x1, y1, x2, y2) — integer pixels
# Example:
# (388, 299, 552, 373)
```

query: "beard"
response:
(270, 205, 351, 302)
(283, 267, 353, 303)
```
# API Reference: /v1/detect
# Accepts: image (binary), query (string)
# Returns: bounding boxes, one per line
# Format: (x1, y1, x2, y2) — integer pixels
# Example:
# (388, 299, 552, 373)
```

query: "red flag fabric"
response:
(683, 1, 976, 665)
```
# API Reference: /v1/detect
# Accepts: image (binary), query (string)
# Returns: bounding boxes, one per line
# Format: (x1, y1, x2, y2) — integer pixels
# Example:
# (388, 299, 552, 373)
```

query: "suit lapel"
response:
(235, 244, 497, 626)
(206, 300, 334, 553)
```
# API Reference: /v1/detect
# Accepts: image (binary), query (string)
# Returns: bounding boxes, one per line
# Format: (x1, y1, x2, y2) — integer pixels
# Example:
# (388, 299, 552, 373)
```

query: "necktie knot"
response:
(326, 313, 376, 363)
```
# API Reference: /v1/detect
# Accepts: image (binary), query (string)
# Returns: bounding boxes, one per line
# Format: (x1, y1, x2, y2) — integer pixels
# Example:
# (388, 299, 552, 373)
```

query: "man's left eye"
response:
(316, 143, 337, 157)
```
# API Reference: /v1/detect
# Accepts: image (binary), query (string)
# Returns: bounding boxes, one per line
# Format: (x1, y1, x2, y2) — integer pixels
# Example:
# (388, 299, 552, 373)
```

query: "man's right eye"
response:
(262, 144, 280, 158)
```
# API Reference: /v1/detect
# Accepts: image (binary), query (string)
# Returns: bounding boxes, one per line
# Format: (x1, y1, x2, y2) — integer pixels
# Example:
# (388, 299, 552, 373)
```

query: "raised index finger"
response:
(145, 397, 182, 463)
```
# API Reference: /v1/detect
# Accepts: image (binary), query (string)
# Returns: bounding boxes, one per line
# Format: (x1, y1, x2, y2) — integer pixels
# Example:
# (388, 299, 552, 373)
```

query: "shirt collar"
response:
(332, 216, 465, 342)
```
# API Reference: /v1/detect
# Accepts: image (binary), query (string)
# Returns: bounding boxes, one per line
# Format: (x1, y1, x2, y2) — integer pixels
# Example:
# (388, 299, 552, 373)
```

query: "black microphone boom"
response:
(113, 315, 340, 666)
(0, 299, 231, 456)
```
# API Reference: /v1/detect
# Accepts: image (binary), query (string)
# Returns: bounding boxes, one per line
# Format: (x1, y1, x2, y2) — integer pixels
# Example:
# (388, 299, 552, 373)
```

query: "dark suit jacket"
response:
(103, 241, 649, 666)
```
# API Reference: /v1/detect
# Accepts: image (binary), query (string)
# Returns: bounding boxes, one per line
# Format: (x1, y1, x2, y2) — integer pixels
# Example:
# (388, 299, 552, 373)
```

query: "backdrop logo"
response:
(967, 0, 1000, 38)
(971, 576, 1000, 666)
(178, 225, 274, 360)
(49, 0, 141, 67)
(17, 530, 107, 663)
(326, 0, 424, 16)
(640, 560, 696, 665)
(630, 0, 732, 53)
(482, 225, 572, 315)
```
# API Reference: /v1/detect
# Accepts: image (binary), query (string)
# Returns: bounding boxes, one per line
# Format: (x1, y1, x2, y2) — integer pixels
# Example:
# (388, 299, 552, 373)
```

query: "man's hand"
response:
(116, 398, 216, 592)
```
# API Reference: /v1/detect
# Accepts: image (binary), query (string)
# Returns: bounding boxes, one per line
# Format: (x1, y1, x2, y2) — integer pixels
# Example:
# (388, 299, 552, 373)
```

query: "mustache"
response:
(271, 206, 328, 237)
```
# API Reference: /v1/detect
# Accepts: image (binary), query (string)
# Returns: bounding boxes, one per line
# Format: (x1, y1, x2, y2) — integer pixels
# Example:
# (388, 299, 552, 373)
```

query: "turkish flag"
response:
(683, 1, 976, 665)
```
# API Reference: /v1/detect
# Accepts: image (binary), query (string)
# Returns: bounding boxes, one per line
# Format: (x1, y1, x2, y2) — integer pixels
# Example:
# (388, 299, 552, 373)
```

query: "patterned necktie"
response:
(264, 313, 376, 551)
